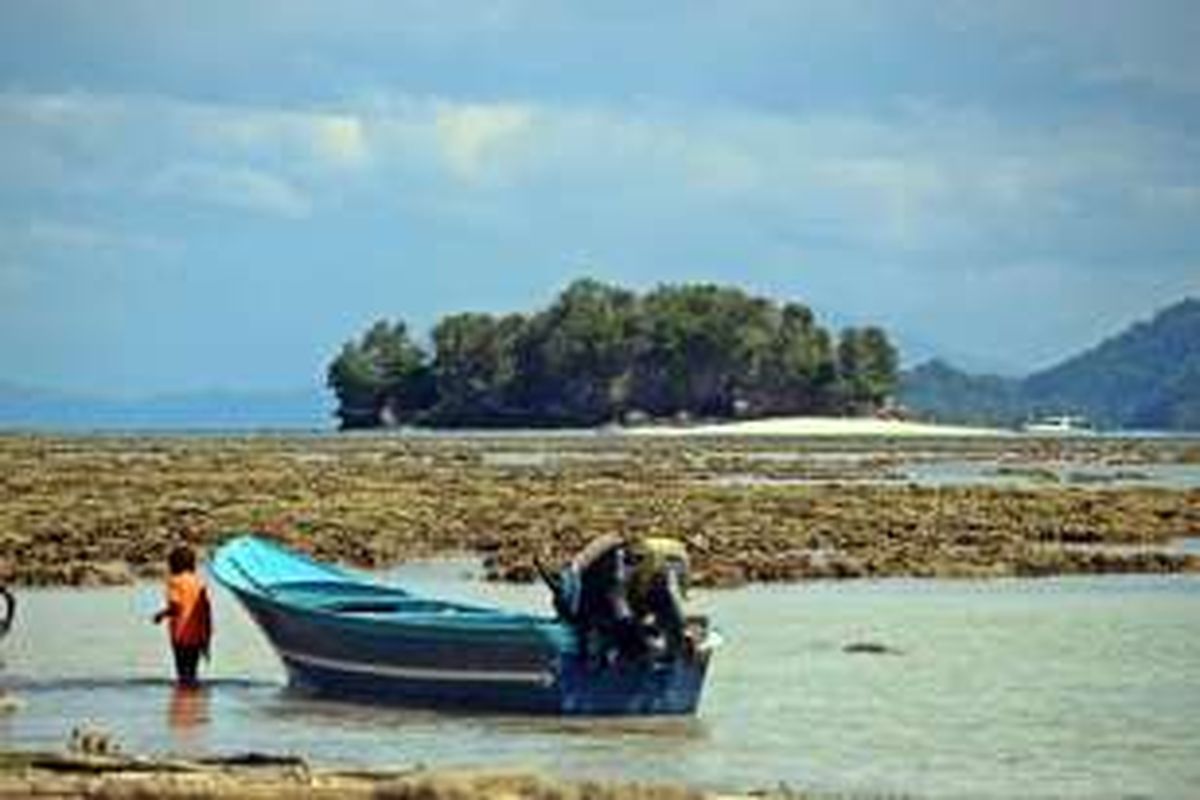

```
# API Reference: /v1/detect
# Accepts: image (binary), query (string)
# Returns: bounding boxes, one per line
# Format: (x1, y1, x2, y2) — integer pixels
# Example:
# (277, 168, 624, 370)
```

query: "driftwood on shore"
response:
(0, 750, 716, 800)
(0, 434, 1197, 589)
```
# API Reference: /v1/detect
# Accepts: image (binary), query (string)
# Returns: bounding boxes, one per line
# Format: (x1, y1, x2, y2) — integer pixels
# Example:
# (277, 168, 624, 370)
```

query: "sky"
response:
(2, 1, 1199, 396)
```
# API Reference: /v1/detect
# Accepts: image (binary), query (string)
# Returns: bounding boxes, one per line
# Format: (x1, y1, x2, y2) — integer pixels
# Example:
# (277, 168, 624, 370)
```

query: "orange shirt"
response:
(166, 571, 212, 648)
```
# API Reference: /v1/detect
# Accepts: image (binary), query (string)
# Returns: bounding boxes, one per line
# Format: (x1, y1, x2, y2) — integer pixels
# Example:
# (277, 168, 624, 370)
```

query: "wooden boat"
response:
(210, 535, 718, 715)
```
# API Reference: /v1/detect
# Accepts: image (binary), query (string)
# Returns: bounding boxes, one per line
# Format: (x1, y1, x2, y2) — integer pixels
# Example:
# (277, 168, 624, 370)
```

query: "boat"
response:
(1021, 414, 1094, 435)
(210, 535, 718, 715)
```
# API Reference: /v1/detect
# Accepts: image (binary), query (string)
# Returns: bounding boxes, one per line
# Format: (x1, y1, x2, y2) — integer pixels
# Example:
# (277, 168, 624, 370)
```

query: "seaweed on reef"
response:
(0, 434, 1197, 588)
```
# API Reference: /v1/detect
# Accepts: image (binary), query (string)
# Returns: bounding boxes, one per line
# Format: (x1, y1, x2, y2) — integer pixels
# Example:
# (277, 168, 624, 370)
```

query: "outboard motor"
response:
(538, 535, 693, 664)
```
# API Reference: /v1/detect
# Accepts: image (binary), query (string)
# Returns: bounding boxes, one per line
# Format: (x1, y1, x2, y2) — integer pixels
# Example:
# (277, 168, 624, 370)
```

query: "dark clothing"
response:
(559, 535, 690, 662)
(638, 560, 687, 655)
(172, 643, 204, 687)
(565, 541, 640, 660)
(0, 586, 14, 639)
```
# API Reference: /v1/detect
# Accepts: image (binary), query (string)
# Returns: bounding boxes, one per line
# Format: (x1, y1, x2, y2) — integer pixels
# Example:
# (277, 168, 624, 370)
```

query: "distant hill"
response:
(0, 383, 332, 431)
(900, 298, 1200, 431)
(1022, 298, 1200, 430)
(898, 361, 1024, 427)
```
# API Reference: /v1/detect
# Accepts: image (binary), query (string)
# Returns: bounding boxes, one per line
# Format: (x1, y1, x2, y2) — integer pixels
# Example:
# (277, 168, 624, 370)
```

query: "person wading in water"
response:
(152, 545, 213, 687)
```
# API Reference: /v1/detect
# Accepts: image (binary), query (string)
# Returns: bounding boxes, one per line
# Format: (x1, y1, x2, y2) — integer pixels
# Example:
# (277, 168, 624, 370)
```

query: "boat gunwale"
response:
(211, 537, 569, 641)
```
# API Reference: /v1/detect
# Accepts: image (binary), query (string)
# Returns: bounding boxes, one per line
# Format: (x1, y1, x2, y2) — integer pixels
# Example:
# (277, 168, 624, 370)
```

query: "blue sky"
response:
(2, 1, 1199, 395)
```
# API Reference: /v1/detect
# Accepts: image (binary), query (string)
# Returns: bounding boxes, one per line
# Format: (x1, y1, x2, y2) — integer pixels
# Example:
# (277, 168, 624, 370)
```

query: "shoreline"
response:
(0, 749, 730, 799)
(624, 415, 1011, 438)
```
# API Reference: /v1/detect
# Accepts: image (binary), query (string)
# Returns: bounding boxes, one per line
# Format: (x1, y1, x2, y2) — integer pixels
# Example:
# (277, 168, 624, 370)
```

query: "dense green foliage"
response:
(326, 321, 433, 429)
(327, 279, 898, 429)
(900, 298, 1200, 431)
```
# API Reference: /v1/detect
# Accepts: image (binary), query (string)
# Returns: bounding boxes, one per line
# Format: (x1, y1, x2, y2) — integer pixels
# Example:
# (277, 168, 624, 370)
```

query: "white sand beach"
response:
(626, 415, 1011, 437)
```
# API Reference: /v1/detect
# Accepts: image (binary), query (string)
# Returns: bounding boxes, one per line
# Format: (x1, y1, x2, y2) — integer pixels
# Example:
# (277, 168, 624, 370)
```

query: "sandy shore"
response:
(626, 415, 1010, 438)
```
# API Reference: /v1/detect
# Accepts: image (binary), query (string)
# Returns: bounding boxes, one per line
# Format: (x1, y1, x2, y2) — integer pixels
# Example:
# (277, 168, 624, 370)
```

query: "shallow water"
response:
(904, 459, 1200, 490)
(711, 458, 1200, 490)
(3, 568, 1200, 798)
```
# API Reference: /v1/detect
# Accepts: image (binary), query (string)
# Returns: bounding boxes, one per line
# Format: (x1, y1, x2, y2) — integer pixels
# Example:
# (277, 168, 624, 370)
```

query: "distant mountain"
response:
(900, 298, 1200, 431)
(0, 383, 333, 431)
(1022, 299, 1200, 430)
(898, 361, 1024, 426)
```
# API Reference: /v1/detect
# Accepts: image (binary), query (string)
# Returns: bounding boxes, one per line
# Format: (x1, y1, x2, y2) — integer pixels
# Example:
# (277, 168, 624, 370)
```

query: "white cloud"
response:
(5, 3, 1200, 394)
(680, 140, 763, 196)
(0, 89, 124, 128)
(434, 102, 533, 182)
(2, 86, 1195, 275)
(148, 162, 313, 219)
(181, 103, 371, 169)
(311, 114, 369, 167)
(808, 156, 949, 248)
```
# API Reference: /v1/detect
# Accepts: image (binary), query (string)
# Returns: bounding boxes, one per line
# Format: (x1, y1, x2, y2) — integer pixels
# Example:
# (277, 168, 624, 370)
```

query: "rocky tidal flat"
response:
(0, 434, 1198, 588)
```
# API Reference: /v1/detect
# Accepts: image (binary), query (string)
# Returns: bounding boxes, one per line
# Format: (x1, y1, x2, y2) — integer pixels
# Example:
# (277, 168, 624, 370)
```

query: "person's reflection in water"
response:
(167, 684, 211, 744)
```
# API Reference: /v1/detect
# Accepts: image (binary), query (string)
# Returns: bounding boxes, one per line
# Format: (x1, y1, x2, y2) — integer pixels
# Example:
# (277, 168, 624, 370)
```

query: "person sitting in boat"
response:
(624, 535, 690, 656)
(540, 533, 690, 662)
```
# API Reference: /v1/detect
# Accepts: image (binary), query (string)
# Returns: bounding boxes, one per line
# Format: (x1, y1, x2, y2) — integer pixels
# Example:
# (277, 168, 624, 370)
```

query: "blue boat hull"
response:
(213, 536, 715, 715)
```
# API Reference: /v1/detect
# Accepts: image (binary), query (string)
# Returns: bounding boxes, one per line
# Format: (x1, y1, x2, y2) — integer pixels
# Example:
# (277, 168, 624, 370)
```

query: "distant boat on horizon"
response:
(1021, 414, 1095, 435)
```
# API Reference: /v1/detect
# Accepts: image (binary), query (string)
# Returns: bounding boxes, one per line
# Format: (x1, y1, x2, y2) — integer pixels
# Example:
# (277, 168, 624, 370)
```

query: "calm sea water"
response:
(2, 563, 1199, 798)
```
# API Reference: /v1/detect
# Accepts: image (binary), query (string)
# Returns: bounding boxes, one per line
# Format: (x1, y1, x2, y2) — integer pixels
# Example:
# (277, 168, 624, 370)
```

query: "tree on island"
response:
(836, 327, 899, 414)
(326, 321, 433, 429)
(327, 278, 899, 429)
(429, 312, 529, 425)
